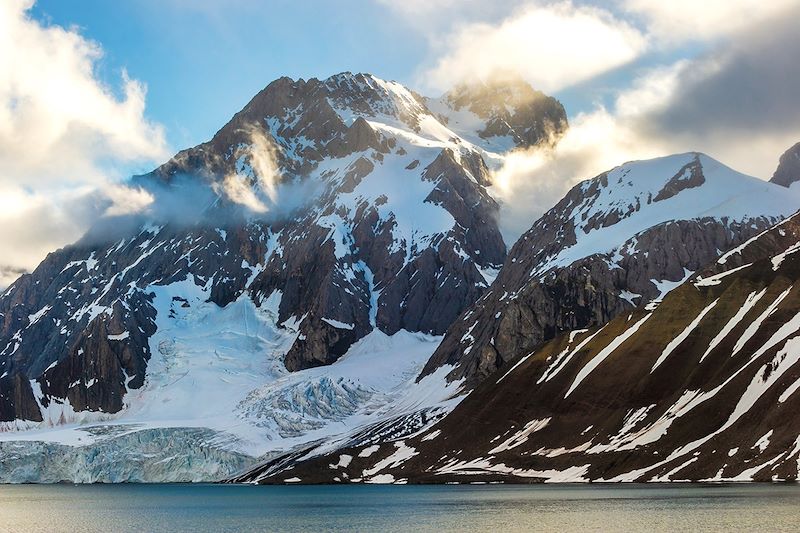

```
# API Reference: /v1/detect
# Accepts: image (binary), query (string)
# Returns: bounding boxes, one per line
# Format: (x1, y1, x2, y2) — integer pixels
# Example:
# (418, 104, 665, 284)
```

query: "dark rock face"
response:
(0, 225, 261, 423)
(0, 72, 550, 423)
(439, 76, 568, 148)
(420, 153, 794, 389)
(770, 142, 800, 188)
(420, 217, 774, 387)
(244, 213, 800, 484)
(245, 145, 507, 373)
(0, 374, 42, 423)
(652, 155, 705, 201)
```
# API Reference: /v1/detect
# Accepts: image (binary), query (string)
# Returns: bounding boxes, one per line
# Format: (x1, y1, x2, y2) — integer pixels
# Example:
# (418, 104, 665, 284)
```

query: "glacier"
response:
(0, 275, 461, 482)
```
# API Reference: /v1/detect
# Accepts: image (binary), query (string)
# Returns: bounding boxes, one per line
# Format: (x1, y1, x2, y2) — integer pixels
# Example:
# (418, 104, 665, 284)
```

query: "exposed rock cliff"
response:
(770, 142, 800, 188)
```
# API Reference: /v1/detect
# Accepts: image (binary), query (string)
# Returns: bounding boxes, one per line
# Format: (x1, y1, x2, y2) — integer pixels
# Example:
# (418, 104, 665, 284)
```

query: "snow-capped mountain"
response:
(0, 69, 795, 484)
(0, 72, 566, 482)
(242, 211, 800, 483)
(421, 152, 800, 387)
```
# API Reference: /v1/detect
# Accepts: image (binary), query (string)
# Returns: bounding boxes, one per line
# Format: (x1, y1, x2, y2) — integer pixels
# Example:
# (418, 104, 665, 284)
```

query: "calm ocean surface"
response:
(0, 483, 798, 532)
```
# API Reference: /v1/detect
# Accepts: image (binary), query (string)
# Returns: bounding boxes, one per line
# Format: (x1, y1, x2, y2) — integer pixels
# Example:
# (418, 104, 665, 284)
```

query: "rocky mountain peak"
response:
(503, 152, 777, 280)
(432, 75, 568, 150)
(145, 72, 428, 185)
(444, 75, 551, 114)
(770, 142, 800, 188)
(321, 72, 428, 123)
(247, 72, 424, 123)
(144, 71, 569, 194)
(0, 69, 521, 438)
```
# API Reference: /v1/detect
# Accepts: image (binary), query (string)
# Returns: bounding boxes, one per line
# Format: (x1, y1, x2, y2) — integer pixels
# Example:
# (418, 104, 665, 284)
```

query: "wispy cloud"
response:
(417, 2, 648, 93)
(212, 126, 282, 213)
(0, 0, 168, 283)
(622, 0, 799, 43)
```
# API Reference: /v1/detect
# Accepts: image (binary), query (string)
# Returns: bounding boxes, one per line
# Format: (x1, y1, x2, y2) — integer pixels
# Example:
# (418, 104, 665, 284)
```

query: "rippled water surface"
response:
(1, 483, 798, 532)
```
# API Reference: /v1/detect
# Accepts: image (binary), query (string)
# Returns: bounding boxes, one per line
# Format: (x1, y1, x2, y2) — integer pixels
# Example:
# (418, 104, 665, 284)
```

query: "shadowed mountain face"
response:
(420, 152, 799, 389)
(243, 212, 800, 484)
(770, 142, 800, 188)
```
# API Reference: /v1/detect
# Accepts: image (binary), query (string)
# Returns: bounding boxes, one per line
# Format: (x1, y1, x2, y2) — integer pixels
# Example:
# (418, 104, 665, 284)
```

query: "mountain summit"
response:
(428, 75, 568, 152)
(0, 72, 567, 481)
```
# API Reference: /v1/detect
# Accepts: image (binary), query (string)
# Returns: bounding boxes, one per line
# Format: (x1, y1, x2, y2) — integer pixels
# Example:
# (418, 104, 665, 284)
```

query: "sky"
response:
(2, 0, 799, 284)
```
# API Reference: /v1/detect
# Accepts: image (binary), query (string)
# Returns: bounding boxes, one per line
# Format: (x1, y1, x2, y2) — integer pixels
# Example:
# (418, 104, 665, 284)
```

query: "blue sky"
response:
(25, 1, 725, 162)
(27, 0, 689, 155)
(30, 0, 432, 153)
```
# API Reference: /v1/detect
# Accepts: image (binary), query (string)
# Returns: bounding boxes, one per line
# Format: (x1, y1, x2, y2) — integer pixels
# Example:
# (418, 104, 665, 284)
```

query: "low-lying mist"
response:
(5, 127, 324, 288)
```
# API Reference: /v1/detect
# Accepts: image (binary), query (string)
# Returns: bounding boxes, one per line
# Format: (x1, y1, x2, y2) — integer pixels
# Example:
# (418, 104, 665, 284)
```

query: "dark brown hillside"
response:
(248, 213, 800, 483)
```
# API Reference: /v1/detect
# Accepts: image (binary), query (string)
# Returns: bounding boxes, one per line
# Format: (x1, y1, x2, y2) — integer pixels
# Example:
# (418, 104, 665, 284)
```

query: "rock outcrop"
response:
(770, 142, 800, 188)
(427, 75, 568, 152)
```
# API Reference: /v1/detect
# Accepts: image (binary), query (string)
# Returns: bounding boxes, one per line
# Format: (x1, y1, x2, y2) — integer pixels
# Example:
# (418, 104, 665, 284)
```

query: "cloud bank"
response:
(0, 0, 168, 286)
(421, 2, 647, 93)
(383, 0, 800, 241)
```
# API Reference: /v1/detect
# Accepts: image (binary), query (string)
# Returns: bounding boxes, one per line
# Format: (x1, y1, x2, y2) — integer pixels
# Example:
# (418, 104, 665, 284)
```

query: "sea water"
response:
(0, 483, 797, 532)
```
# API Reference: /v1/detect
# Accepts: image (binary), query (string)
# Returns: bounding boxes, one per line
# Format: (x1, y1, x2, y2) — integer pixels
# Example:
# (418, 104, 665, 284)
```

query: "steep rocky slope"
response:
(421, 153, 800, 388)
(250, 212, 800, 483)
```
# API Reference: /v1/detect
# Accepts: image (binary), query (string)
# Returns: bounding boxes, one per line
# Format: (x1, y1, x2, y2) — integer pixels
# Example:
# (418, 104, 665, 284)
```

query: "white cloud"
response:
(491, 104, 667, 241)
(622, 0, 799, 43)
(0, 0, 168, 283)
(492, 36, 800, 241)
(418, 2, 647, 93)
